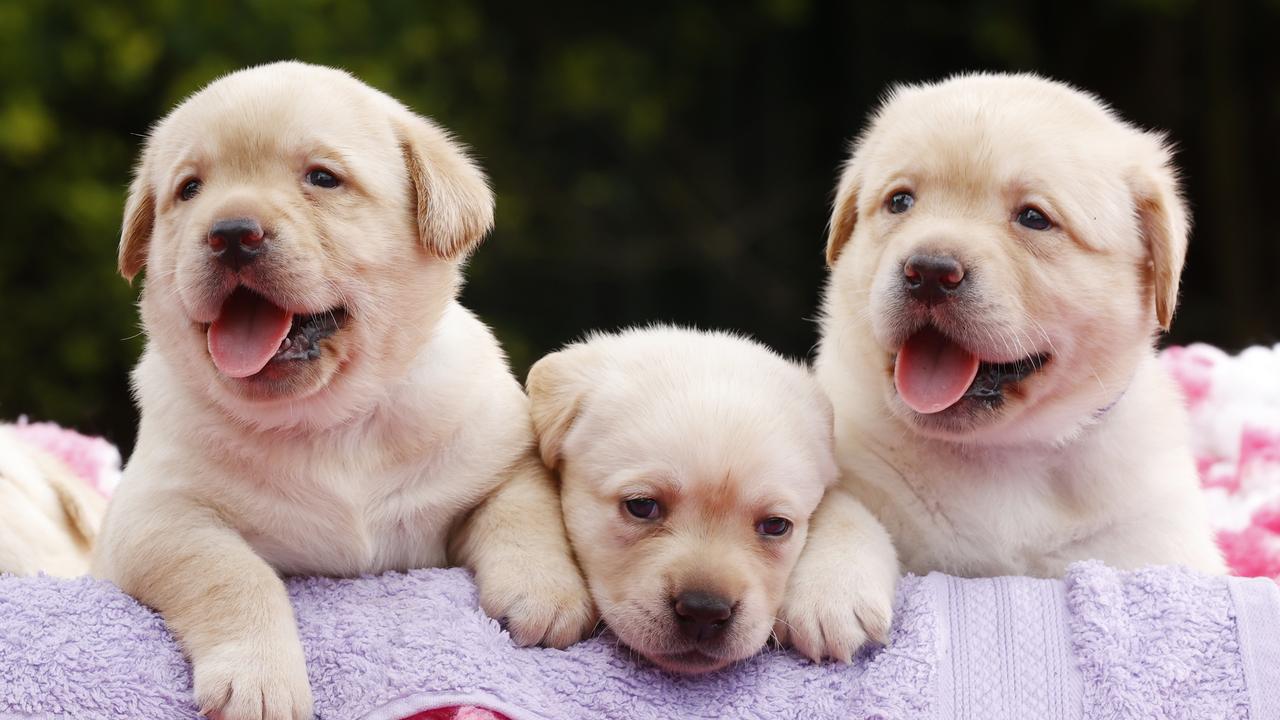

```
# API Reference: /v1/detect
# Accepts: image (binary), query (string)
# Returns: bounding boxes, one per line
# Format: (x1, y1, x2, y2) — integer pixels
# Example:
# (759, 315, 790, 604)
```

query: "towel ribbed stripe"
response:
(932, 573, 957, 720)
(932, 574, 1083, 720)
(1228, 577, 1280, 720)
(1051, 580, 1084, 720)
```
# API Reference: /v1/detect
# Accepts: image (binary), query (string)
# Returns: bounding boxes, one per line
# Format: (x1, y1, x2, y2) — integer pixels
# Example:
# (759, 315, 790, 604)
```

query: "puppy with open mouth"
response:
(528, 327, 898, 674)
(93, 62, 594, 720)
(815, 73, 1225, 578)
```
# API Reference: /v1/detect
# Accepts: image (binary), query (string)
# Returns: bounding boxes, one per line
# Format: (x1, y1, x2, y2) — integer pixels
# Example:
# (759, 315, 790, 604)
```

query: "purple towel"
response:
(0, 563, 1276, 719)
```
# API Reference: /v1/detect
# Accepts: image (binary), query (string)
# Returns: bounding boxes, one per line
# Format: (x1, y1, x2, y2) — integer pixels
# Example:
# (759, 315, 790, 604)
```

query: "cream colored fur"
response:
(93, 62, 593, 720)
(815, 73, 1224, 578)
(0, 427, 105, 577)
(528, 327, 898, 673)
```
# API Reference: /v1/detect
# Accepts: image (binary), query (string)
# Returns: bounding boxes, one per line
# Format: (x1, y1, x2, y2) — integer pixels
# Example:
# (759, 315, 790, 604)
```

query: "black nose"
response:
(904, 254, 965, 306)
(208, 217, 265, 270)
(673, 590, 733, 643)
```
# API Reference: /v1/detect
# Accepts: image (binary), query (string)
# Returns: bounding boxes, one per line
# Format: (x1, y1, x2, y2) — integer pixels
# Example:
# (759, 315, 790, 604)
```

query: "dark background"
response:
(2, 0, 1277, 457)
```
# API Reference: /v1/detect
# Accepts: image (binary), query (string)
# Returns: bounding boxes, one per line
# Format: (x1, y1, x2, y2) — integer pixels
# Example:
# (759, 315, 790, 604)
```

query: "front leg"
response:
(450, 452, 597, 648)
(93, 492, 312, 720)
(775, 485, 900, 663)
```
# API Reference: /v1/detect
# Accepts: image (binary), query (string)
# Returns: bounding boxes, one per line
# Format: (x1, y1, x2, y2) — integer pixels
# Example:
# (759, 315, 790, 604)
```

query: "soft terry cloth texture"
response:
(1, 564, 1277, 720)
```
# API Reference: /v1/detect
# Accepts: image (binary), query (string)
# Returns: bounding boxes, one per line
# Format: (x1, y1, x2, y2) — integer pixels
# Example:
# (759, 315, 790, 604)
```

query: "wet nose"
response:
(904, 253, 965, 306)
(208, 217, 265, 270)
(673, 590, 733, 643)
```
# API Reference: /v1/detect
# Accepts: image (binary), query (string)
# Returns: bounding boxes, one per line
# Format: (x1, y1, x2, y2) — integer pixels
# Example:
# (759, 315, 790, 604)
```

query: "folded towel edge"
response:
(1227, 576, 1280, 719)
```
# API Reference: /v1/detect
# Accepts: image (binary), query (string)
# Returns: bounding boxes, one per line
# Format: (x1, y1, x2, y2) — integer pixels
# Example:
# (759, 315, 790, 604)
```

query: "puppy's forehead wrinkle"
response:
(684, 473, 746, 511)
(605, 469, 682, 497)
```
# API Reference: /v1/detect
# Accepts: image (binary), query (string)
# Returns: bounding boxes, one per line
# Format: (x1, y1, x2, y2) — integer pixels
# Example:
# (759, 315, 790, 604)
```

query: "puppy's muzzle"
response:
(673, 590, 734, 642)
(209, 217, 266, 271)
(904, 253, 965, 307)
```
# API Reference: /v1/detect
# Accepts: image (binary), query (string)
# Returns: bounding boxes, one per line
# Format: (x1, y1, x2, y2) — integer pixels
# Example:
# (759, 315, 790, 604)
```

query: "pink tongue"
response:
(894, 327, 981, 414)
(207, 289, 294, 378)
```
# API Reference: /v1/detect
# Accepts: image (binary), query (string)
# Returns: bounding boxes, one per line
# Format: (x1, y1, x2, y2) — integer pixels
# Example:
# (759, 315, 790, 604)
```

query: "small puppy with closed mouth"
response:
(93, 62, 594, 720)
(528, 327, 898, 674)
(815, 73, 1224, 577)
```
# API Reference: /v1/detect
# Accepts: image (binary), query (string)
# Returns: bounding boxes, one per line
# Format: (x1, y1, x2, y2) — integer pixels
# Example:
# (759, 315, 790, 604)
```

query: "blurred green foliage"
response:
(1, 0, 1277, 455)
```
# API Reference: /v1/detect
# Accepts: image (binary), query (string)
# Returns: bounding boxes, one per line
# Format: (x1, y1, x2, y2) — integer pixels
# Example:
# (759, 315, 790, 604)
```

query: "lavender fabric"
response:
(0, 563, 1276, 720)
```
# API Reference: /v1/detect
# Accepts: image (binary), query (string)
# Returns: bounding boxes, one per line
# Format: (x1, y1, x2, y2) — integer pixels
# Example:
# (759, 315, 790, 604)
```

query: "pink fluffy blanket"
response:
(1162, 344, 1280, 578)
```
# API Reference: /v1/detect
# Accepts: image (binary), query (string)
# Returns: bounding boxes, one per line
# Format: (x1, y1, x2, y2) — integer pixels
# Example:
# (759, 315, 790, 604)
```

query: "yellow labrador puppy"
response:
(528, 327, 898, 673)
(93, 62, 594, 720)
(815, 73, 1224, 578)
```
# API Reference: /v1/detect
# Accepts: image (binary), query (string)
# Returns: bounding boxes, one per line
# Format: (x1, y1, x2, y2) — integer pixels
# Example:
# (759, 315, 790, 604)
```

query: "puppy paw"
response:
(775, 569, 895, 663)
(477, 555, 598, 649)
(193, 636, 313, 720)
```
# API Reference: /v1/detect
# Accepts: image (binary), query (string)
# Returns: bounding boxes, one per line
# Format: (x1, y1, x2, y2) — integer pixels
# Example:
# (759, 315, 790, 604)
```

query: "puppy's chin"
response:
(649, 649, 736, 675)
(211, 338, 347, 402)
(604, 597, 772, 676)
(616, 629, 743, 675)
(887, 384, 1030, 441)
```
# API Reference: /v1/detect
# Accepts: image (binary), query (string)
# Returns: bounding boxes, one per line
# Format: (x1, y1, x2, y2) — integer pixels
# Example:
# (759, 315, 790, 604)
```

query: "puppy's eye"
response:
(1016, 206, 1052, 231)
(888, 191, 914, 214)
(756, 517, 792, 537)
(623, 498, 661, 520)
(306, 168, 341, 188)
(179, 179, 202, 202)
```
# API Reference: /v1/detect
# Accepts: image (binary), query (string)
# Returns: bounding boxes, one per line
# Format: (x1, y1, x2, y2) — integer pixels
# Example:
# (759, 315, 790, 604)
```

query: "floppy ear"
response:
(397, 112, 495, 260)
(526, 344, 601, 470)
(118, 170, 155, 283)
(1132, 139, 1190, 331)
(826, 159, 860, 267)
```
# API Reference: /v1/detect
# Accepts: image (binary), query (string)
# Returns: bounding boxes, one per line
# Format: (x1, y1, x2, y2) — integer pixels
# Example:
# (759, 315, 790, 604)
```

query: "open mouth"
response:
(206, 286, 347, 379)
(965, 354, 1049, 400)
(274, 310, 346, 362)
(893, 325, 1049, 414)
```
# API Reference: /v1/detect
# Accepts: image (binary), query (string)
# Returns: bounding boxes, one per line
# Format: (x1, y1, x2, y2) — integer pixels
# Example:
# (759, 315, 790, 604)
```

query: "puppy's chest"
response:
(229, 462, 471, 577)
(880, 461, 1098, 576)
